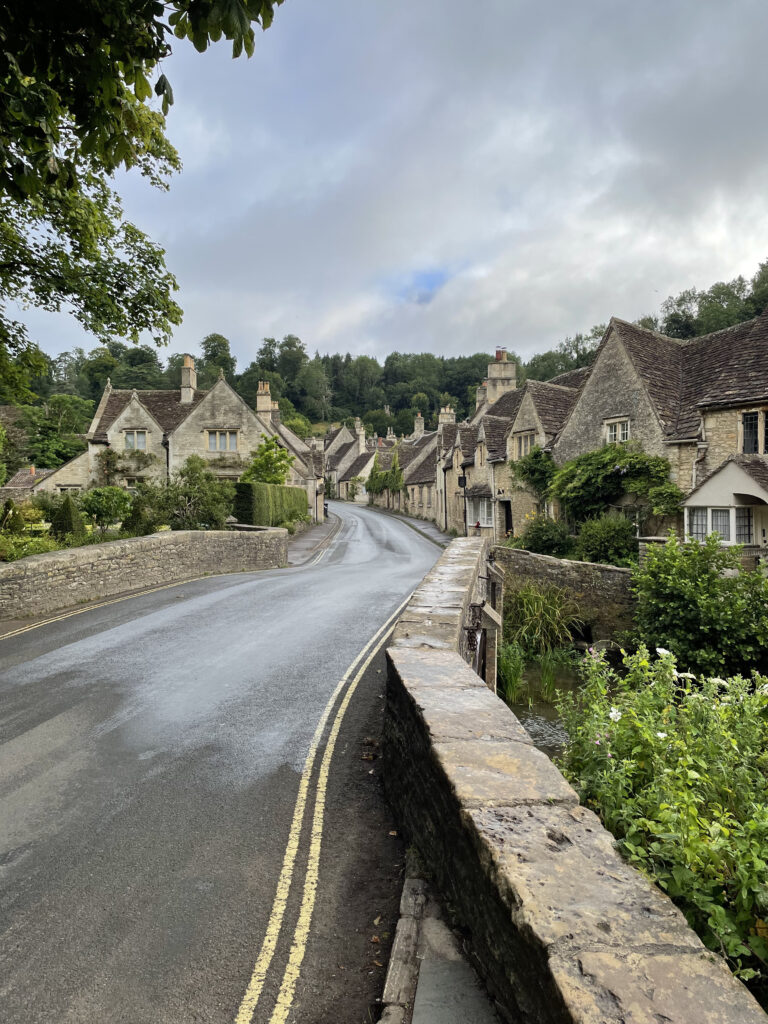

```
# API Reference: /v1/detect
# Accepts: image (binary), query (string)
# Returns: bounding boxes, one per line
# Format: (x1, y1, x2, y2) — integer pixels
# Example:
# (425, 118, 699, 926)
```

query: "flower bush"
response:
(558, 646, 768, 993)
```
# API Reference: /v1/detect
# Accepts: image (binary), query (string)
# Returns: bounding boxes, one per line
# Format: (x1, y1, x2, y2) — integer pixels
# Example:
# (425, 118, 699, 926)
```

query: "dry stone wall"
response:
(492, 546, 634, 639)
(0, 529, 287, 619)
(384, 539, 766, 1024)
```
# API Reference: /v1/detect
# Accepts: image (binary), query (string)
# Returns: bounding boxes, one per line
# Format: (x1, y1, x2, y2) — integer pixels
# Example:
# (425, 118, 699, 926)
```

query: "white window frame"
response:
(605, 418, 630, 444)
(207, 430, 238, 452)
(124, 430, 147, 451)
(469, 496, 494, 528)
(685, 506, 756, 545)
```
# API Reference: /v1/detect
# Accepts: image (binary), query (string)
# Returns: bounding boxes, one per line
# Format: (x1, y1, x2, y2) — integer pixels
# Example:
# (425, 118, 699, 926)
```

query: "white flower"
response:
(759, 684, 768, 696)
(656, 731, 667, 740)
(677, 672, 696, 680)
(656, 647, 671, 657)
(710, 677, 727, 686)
(609, 707, 622, 723)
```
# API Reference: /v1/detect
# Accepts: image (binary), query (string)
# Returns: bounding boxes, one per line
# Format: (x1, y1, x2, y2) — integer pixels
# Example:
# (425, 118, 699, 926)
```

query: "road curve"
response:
(0, 503, 439, 1023)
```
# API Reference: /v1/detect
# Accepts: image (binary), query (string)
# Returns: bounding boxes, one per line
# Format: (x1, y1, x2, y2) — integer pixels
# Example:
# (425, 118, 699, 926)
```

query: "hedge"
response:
(235, 481, 308, 526)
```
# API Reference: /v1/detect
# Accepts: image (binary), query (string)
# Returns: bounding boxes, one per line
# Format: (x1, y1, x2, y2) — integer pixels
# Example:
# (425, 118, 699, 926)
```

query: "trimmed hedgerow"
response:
(235, 481, 307, 527)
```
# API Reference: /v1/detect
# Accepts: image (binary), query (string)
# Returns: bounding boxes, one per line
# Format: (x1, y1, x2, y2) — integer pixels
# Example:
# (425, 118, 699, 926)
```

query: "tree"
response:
(18, 395, 94, 468)
(199, 333, 237, 386)
(240, 436, 295, 485)
(153, 455, 235, 530)
(0, 2, 283, 399)
(80, 486, 132, 535)
(276, 335, 308, 396)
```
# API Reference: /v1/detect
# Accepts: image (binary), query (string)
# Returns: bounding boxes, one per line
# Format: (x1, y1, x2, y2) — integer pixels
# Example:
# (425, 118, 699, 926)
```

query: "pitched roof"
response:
(686, 453, 768, 500)
(91, 388, 206, 438)
(405, 458, 436, 485)
(458, 426, 478, 465)
(480, 416, 509, 460)
(547, 366, 591, 389)
(524, 380, 580, 437)
(605, 313, 768, 441)
(339, 451, 373, 481)
(473, 387, 525, 424)
(326, 440, 355, 471)
(4, 467, 56, 488)
(438, 423, 458, 451)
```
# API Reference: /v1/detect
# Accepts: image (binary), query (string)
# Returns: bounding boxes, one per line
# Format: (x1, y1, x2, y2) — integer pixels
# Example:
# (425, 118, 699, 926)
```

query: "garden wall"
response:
(0, 528, 287, 619)
(384, 540, 766, 1024)
(492, 546, 633, 639)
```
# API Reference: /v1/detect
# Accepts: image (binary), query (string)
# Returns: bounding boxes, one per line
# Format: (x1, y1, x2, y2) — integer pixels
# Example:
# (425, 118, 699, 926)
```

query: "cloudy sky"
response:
(27, 0, 768, 368)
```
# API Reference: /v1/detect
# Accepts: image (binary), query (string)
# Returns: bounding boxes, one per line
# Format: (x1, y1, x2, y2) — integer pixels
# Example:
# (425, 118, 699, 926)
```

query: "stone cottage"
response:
(19, 358, 325, 520)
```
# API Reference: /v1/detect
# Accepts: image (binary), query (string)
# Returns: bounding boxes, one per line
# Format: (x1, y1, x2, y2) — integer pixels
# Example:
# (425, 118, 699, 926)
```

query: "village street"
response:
(0, 504, 440, 1024)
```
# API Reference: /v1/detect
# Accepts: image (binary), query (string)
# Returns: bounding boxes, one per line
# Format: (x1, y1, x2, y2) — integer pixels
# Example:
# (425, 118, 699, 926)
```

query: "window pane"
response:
(208, 433, 216, 451)
(136, 431, 146, 450)
(711, 508, 730, 541)
(125, 432, 134, 449)
(219, 432, 226, 450)
(229, 431, 237, 450)
(688, 507, 706, 541)
(619, 421, 629, 441)
(608, 423, 617, 443)
(736, 507, 753, 543)
(743, 412, 758, 454)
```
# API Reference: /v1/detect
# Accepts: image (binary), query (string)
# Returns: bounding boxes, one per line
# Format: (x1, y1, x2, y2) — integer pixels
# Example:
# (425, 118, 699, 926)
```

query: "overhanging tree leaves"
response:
(0, 0, 284, 398)
(240, 435, 295, 485)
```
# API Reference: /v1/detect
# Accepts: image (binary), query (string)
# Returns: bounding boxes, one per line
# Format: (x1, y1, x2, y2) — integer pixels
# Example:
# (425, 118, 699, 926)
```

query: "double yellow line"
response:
(234, 594, 409, 1024)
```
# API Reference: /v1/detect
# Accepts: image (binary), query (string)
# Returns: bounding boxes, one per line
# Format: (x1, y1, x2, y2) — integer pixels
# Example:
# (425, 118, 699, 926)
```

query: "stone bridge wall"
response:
(492, 546, 634, 639)
(384, 539, 765, 1024)
(0, 529, 287, 619)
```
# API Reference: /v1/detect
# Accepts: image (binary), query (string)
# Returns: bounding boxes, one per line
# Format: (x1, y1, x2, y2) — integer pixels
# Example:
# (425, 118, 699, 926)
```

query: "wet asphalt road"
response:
(0, 503, 439, 1023)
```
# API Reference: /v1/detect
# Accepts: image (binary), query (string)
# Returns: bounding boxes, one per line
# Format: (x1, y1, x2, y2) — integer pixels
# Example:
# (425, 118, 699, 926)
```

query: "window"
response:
(124, 430, 146, 450)
(208, 430, 238, 452)
(736, 507, 754, 544)
(606, 419, 630, 444)
(469, 497, 493, 528)
(688, 507, 706, 541)
(743, 412, 759, 454)
(516, 432, 535, 459)
(711, 508, 730, 541)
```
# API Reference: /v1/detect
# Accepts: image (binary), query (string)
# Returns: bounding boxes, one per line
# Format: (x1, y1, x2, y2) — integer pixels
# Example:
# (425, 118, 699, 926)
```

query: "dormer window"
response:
(125, 430, 146, 450)
(605, 418, 630, 444)
(516, 432, 535, 459)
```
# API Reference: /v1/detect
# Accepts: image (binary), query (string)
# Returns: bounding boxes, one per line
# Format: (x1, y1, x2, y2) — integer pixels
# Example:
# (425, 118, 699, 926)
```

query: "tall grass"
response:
(498, 642, 526, 705)
(503, 581, 583, 655)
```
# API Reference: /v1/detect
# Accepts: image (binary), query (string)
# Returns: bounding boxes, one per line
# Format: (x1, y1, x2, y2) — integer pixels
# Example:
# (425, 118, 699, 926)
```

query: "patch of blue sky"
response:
(386, 266, 454, 306)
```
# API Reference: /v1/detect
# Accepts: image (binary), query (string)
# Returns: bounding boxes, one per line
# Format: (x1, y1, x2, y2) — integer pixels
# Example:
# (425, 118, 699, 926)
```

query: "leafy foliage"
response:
(240, 436, 295, 485)
(549, 443, 670, 522)
(235, 480, 307, 527)
(509, 512, 573, 557)
(575, 514, 637, 566)
(559, 647, 768, 991)
(366, 452, 386, 495)
(1, 498, 25, 534)
(80, 486, 132, 535)
(152, 456, 234, 530)
(50, 494, 85, 539)
(632, 533, 768, 677)
(510, 447, 555, 500)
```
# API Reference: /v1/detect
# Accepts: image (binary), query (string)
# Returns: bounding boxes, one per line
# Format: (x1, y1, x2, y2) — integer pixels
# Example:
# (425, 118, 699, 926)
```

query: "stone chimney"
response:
(475, 381, 487, 411)
(386, 426, 395, 439)
(485, 348, 516, 405)
(354, 416, 366, 455)
(256, 380, 272, 415)
(412, 412, 424, 438)
(29, 465, 35, 476)
(438, 406, 456, 426)
(180, 355, 197, 404)
(270, 400, 281, 427)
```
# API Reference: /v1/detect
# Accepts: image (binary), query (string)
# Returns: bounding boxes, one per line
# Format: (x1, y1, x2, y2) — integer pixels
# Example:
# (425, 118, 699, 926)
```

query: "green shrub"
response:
(549, 442, 670, 521)
(50, 494, 85, 539)
(235, 481, 307, 526)
(503, 581, 583, 655)
(0, 535, 60, 561)
(80, 486, 132, 535)
(497, 642, 526, 705)
(511, 512, 573, 557)
(1, 499, 26, 534)
(120, 495, 157, 537)
(575, 513, 637, 565)
(558, 647, 768, 994)
(632, 533, 768, 676)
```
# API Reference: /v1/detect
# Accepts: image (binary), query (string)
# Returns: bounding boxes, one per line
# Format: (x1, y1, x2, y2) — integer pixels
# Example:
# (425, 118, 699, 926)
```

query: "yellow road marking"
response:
(267, 627, 390, 1024)
(234, 595, 409, 1024)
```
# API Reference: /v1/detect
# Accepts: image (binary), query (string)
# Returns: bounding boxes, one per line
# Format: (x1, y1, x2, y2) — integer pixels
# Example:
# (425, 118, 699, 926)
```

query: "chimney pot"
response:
(29, 465, 35, 475)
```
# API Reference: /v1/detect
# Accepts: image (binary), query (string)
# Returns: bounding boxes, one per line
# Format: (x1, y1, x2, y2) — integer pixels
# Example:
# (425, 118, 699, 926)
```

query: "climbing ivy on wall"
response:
(548, 443, 670, 522)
